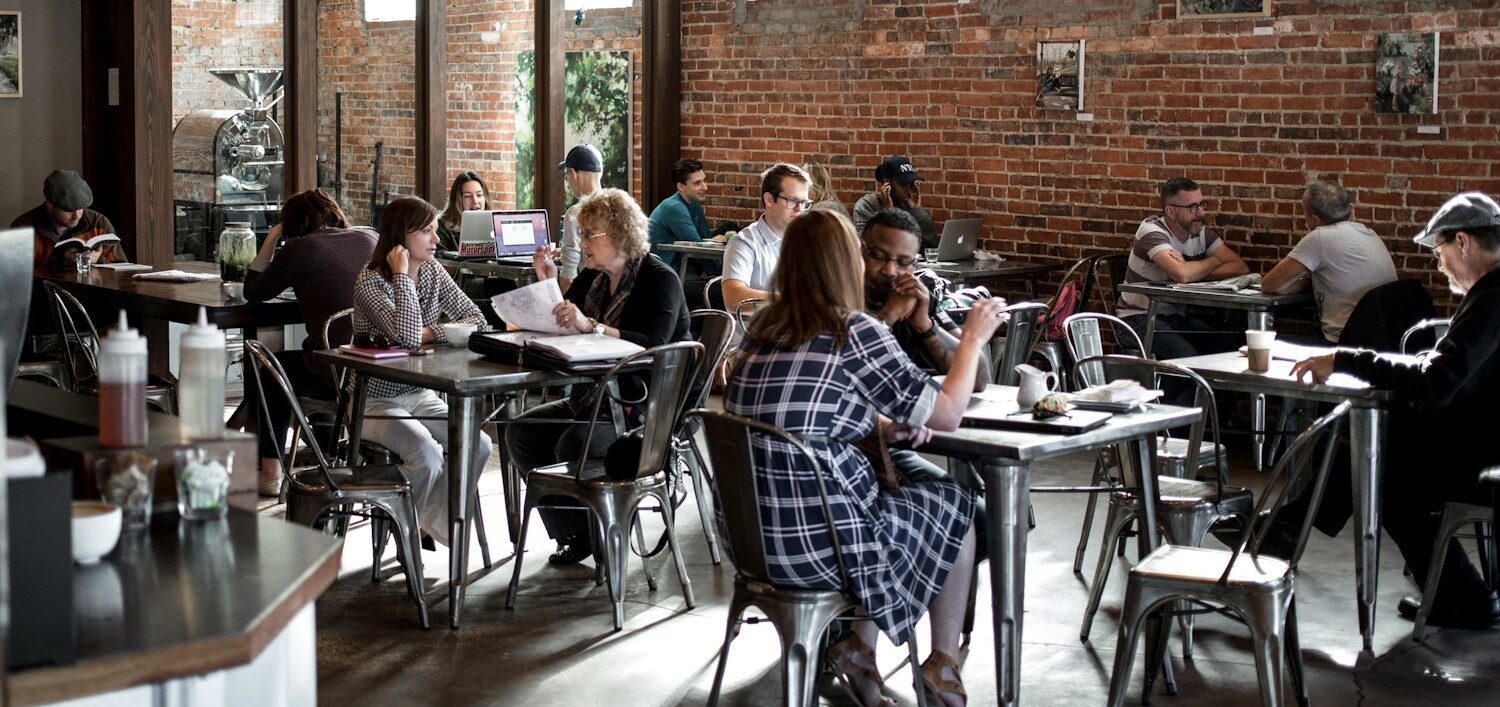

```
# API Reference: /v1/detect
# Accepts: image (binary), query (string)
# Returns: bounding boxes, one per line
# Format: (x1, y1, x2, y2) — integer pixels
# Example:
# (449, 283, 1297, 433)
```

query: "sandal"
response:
(921, 651, 967, 707)
(827, 636, 895, 707)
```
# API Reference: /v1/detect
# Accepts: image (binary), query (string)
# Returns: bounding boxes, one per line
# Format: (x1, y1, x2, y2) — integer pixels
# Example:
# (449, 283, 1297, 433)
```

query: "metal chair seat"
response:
(1132, 544, 1291, 588)
(1114, 476, 1253, 512)
(1157, 438, 1227, 482)
(15, 354, 69, 389)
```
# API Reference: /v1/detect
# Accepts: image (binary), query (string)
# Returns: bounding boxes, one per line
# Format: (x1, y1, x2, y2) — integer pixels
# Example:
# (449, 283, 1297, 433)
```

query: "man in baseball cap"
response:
(556, 144, 604, 291)
(10, 169, 128, 268)
(1287, 191, 1500, 628)
(852, 155, 938, 247)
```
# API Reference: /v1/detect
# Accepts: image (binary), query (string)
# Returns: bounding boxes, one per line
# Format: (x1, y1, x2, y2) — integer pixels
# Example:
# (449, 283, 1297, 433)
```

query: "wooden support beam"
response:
(283, 0, 318, 195)
(535, 0, 566, 222)
(642, 0, 682, 211)
(416, 0, 447, 204)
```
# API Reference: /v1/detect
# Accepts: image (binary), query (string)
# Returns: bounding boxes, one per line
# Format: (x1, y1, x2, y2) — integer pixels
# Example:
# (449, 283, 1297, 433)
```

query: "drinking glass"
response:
(174, 447, 233, 520)
(96, 452, 157, 531)
(75, 251, 92, 274)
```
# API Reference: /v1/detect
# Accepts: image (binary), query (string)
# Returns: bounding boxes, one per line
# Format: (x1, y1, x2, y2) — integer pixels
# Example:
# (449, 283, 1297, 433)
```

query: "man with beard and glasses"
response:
(1114, 176, 1249, 359)
(862, 208, 991, 391)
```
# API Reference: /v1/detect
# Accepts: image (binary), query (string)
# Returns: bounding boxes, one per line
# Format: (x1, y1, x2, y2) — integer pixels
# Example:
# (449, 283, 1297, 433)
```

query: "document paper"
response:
(489, 279, 572, 335)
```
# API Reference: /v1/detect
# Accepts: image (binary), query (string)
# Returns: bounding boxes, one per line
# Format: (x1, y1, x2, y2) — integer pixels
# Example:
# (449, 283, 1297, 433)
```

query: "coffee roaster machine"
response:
(172, 68, 286, 260)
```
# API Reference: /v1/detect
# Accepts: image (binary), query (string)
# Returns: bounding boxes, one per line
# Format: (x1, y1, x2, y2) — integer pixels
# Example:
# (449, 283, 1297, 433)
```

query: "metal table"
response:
(436, 257, 538, 284)
(922, 386, 1201, 706)
(1168, 347, 1396, 651)
(1119, 281, 1312, 471)
(921, 258, 1063, 291)
(309, 345, 590, 629)
(655, 240, 727, 280)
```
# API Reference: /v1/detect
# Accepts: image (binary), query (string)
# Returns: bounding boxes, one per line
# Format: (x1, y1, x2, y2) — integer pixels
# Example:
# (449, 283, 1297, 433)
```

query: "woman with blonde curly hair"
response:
(507, 188, 692, 564)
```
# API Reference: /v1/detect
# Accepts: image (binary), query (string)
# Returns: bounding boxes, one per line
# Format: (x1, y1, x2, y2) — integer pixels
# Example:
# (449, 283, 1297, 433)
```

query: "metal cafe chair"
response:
(0, 229, 67, 389)
(703, 275, 725, 312)
(244, 339, 431, 629)
(1074, 355, 1250, 661)
(992, 301, 1048, 386)
(1400, 317, 1452, 355)
(41, 281, 178, 413)
(1411, 464, 1500, 642)
(1107, 401, 1351, 707)
(689, 410, 928, 707)
(506, 341, 703, 631)
(672, 309, 738, 564)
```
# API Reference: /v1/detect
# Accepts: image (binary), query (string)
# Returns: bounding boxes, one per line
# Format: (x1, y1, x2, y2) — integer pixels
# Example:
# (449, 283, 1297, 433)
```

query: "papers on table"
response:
(1069, 380, 1162, 412)
(1171, 273, 1261, 293)
(93, 262, 152, 271)
(133, 269, 220, 282)
(526, 334, 644, 363)
(489, 279, 572, 335)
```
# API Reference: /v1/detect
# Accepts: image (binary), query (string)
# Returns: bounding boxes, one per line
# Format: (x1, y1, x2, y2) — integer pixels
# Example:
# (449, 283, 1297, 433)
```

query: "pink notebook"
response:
(338, 344, 411, 360)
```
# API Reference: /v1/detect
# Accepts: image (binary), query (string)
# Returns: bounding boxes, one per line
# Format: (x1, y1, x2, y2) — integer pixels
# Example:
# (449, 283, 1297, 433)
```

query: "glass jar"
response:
(96, 452, 157, 531)
(217, 222, 255, 282)
(174, 447, 233, 521)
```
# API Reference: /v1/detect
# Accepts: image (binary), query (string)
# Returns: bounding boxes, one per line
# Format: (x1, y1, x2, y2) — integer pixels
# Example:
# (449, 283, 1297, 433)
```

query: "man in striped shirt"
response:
(1115, 176, 1249, 359)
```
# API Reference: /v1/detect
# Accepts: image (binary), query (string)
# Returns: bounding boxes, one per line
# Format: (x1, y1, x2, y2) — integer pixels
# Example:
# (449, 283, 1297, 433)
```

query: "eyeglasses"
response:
(579, 229, 609, 241)
(1168, 200, 1211, 213)
(353, 332, 396, 349)
(772, 193, 814, 211)
(863, 246, 919, 269)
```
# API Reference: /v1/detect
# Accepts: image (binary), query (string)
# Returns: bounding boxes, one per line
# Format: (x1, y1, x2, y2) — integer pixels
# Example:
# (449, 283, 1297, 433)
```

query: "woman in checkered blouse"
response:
(351, 196, 491, 548)
(726, 210, 1005, 706)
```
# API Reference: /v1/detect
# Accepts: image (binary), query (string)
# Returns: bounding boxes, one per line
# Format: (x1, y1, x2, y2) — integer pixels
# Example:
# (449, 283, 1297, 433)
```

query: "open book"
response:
(483, 331, 644, 363)
(54, 233, 120, 251)
(1171, 273, 1262, 293)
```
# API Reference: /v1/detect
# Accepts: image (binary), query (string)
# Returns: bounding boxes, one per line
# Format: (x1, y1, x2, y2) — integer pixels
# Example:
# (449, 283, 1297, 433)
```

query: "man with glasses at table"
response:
(863, 207, 991, 390)
(721, 163, 811, 311)
(1115, 176, 1250, 359)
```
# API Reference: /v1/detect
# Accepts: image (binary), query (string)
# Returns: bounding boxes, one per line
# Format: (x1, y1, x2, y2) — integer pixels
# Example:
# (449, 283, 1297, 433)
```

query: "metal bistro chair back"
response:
(243, 339, 430, 628)
(678, 309, 739, 564)
(1106, 401, 1350, 707)
(42, 281, 176, 413)
(1400, 317, 1452, 355)
(734, 297, 767, 331)
(1032, 255, 1104, 385)
(703, 275, 726, 312)
(993, 301, 1049, 386)
(1063, 312, 1147, 390)
(506, 341, 704, 631)
(690, 410, 927, 707)
(0, 228, 41, 384)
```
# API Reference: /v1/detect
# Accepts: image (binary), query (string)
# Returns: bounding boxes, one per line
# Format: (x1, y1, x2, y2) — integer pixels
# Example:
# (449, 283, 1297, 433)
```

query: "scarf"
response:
(582, 255, 644, 327)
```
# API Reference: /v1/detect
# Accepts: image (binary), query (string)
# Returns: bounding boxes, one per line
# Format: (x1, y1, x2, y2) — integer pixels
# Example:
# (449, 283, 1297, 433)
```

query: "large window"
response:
(365, 0, 415, 23)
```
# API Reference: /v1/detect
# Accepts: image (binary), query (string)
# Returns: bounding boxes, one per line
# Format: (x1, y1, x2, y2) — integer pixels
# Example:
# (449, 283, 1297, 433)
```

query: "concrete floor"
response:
(291, 445, 1500, 705)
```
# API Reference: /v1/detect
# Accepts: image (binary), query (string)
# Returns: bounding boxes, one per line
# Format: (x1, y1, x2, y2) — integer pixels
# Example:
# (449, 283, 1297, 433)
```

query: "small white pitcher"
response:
(1015, 363, 1058, 408)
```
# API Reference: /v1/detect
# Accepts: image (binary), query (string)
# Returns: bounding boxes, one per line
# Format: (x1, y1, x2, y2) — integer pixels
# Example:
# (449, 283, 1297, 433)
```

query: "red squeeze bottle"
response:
(98, 310, 148, 448)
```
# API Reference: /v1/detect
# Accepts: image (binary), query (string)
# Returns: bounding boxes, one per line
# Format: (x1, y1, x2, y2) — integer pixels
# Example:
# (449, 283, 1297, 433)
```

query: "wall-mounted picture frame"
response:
(1036, 40, 1085, 111)
(1375, 32, 1439, 115)
(0, 12, 20, 99)
(1176, 0, 1270, 19)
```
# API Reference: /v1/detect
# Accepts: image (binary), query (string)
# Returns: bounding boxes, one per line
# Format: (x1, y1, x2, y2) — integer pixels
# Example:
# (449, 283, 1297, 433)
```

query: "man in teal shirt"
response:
(649, 159, 712, 270)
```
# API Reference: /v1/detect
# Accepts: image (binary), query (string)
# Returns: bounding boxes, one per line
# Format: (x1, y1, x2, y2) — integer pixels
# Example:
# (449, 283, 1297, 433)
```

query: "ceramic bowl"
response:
(71, 501, 122, 565)
(441, 322, 478, 347)
(221, 281, 245, 300)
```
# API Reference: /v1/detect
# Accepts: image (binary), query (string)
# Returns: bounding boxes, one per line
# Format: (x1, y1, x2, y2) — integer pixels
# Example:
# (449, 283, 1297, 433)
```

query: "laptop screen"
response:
(491, 209, 551, 256)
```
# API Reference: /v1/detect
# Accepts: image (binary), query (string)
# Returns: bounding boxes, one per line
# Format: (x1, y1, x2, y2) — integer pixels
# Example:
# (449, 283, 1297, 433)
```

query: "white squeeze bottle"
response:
(99, 310, 148, 448)
(178, 306, 227, 440)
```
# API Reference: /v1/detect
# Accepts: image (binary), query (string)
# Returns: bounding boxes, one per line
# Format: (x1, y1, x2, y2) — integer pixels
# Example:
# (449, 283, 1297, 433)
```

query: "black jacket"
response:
(1336, 278, 1436, 353)
(565, 254, 690, 348)
(1335, 267, 1500, 490)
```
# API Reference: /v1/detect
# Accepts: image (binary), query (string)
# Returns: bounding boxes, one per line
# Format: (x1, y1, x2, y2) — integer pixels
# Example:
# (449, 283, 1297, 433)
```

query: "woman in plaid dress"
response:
(727, 210, 1005, 706)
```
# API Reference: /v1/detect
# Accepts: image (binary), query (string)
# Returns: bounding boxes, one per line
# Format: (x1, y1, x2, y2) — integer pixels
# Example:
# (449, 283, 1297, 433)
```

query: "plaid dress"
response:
(725, 313, 975, 644)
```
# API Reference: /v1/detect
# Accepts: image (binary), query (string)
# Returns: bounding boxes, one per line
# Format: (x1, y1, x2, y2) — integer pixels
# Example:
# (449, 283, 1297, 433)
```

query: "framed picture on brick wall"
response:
(1176, 0, 1269, 19)
(1375, 32, 1439, 115)
(1036, 40, 1084, 111)
(0, 11, 20, 99)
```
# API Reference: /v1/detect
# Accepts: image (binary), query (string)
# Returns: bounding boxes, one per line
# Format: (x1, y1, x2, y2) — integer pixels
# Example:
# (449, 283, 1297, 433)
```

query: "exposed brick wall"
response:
(172, 0, 283, 124)
(681, 0, 1500, 309)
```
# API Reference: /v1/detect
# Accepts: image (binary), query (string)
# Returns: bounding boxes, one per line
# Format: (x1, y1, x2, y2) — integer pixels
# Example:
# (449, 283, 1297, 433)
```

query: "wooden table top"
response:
(33, 260, 303, 329)
(6, 510, 342, 706)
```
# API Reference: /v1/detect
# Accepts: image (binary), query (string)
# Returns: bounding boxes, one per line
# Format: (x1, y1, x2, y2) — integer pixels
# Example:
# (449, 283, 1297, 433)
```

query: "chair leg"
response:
(1106, 582, 1149, 707)
(1477, 521, 1495, 588)
(1245, 593, 1289, 707)
(1413, 504, 1467, 642)
(505, 498, 536, 610)
(635, 509, 659, 592)
(371, 497, 430, 630)
(685, 437, 723, 565)
(961, 561, 979, 645)
(706, 592, 750, 707)
(1082, 500, 1134, 641)
(908, 628, 929, 707)
(775, 603, 841, 707)
(1074, 451, 1112, 574)
(473, 485, 493, 569)
(657, 488, 696, 609)
(370, 516, 389, 583)
(1285, 599, 1309, 707)
(1162, 507, 1217, 661)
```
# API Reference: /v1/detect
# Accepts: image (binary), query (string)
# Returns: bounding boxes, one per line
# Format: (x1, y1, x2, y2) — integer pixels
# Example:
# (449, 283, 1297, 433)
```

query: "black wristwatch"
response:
(915, 321, 939, 339)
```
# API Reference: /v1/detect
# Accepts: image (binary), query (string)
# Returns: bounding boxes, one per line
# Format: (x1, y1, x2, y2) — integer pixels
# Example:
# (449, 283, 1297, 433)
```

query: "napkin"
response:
(133, 269, 220, 282)
(1071, 380, 1162, 404)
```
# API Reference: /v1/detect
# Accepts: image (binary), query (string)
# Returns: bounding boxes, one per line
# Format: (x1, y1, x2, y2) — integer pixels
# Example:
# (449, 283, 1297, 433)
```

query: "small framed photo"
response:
(0, 12, 19, 99)
(1036, 40, 1085, 112)
(1375, 32, 1439, 115)
(1177, 0, 1270, 19)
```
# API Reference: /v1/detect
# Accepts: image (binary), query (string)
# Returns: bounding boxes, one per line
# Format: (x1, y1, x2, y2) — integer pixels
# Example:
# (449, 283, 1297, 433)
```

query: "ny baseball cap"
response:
(557, 144, 604, 173)
(874, 155, 922, 186)
(43, 170, 93, 211)
(1413, 192, 1500, 248)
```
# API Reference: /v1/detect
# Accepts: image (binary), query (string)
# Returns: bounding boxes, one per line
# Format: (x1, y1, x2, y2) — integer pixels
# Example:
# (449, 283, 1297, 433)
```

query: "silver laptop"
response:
(453, 210, 500, 257)
(491, 209, 552, 263)
(935, 217, 984, 262)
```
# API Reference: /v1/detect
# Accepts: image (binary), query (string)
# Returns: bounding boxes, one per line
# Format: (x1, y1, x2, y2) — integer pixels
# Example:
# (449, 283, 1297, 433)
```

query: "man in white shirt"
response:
(1261, 179, 1397, 344)
(721, 163, 812, 310)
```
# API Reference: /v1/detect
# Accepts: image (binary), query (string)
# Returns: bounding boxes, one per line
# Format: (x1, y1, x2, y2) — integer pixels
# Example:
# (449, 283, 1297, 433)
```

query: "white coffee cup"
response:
(1246, 330, 1277, 372)
(441, 322, 478, 347)
(221, 281, 245, 300)
(72, 501, 122, 565)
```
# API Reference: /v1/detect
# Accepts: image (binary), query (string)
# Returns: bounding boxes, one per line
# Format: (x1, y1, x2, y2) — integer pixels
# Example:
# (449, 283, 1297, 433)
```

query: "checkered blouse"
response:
(725, 312, 975, 644)
(351, 261, 484, 399)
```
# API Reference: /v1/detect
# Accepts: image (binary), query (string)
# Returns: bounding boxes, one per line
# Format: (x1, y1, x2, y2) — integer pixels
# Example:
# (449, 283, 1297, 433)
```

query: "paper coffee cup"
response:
(1245, 330, 1276, 348)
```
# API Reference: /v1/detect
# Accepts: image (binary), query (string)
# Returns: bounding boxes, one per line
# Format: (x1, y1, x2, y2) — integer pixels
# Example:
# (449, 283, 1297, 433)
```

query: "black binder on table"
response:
(961, 399, 1113, 435)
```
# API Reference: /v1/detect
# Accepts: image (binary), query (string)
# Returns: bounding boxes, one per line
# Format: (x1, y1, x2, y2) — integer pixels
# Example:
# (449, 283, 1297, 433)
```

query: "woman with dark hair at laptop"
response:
(437, 171, 489, 252)
(245, 188, 377, 496)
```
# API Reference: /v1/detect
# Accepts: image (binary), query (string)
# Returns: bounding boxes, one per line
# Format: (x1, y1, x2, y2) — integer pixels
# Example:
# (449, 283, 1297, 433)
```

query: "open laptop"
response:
(490, 209, 551, 264)
(934, 217, 984, 262)
(441, 210, 500, 259)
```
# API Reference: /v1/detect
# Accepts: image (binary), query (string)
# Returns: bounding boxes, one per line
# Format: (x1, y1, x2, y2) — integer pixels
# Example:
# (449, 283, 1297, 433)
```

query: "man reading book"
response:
(10, 170, 127, 269)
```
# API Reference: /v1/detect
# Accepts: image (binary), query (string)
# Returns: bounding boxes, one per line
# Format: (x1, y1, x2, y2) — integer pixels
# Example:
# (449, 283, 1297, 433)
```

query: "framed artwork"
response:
(1176, 0, 1270, 19)
(0, 12, 20, 99)
(1375, 32, 1439, 115)
(1036, 40, 1085, 111)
